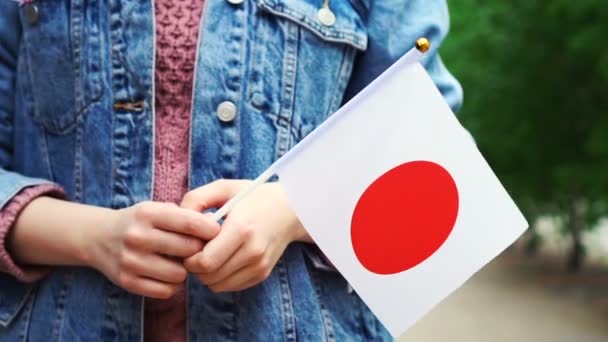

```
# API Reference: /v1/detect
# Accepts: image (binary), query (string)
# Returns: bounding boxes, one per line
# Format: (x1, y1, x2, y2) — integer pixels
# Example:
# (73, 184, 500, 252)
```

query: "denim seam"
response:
(115, 5, 147, 99)
(111, 113, 137, 207)
(110, 99, 116, 208)
(234, 1, 248, 176)
(88, 0, 104, 102)
(109, 0, 129, 102)
(20, 13, 53, 133)
(328, 45, 356, 116)
(308, 261, 336, 342)
(71, 0, 83, 114)
(219, 0, 246, 179)
(34, 97, 103, 135)
(257, 0, 367, 50)
(231, 292, 239, 341)
(17, 288, 35, 342)
(71, 0, 104, 112)
(277, 258, 296, 341)
(74, 114, 83, 202)
(245, 5, 266, 115)
(275, 20, 298, 158)
(109, 0, 123, 209)
(51, 271, 73, 341)
(352, 292, 366, 339)
(102, 279, 120, 341)
(40, 128, 54, 182)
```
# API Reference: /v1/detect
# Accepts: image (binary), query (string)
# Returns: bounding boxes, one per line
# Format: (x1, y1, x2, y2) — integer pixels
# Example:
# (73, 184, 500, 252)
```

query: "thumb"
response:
(180, 179, 248, 212)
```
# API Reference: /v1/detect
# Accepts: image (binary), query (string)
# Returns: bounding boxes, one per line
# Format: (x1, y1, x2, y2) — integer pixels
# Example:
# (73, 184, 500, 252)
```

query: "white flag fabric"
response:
(264, 53, 528, 337)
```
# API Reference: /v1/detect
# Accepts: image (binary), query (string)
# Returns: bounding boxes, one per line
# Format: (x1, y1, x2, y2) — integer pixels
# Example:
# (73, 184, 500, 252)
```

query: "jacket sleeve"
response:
(344, 0, 463, 113)
(0, 0, 65, 329)
(0, 2, 65, 208)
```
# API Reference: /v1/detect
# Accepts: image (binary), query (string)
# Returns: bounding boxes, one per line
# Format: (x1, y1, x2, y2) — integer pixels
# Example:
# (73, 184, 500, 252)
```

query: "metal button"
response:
(24, 3, 39, 25)
(317, 7, 336, 27)
(227, 0, 245, 5)
(217, 101, 237, 122)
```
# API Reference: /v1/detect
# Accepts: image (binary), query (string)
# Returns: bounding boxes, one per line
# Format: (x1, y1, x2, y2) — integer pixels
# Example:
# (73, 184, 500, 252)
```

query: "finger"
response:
(137, 202, 220, 240)
(180, 179, 248, 212)
(126, 227, 204, 258)
(183, 219, 248, 273)
(119, 273, 179, 299)
(121, 251, 188, 284)
(194, 244, 253, 285)
(208, 263, 271, 293)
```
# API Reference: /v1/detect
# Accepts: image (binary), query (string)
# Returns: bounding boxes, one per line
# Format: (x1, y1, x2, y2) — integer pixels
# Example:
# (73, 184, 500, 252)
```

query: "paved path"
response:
(397, 252, 608, 342)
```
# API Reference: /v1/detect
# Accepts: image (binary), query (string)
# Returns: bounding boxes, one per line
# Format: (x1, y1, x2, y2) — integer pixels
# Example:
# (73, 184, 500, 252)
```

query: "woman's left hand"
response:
(181, 179, 311, 293)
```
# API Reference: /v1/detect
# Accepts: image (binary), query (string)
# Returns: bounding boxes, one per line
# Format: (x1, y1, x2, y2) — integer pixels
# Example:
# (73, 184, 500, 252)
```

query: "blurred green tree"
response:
(441, 0, 608, 270)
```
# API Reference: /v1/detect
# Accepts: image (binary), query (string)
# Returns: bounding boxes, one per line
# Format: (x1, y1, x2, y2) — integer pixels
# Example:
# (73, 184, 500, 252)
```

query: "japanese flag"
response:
(220, 47, 528, 337)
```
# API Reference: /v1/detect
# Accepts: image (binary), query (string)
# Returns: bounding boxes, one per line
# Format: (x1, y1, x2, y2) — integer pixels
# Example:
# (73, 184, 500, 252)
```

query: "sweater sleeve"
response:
(0, 184, 65, 282)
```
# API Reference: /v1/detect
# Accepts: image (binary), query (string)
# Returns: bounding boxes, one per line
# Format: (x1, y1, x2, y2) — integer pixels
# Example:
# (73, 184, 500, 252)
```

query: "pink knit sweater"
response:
(145, 0, 204, 341)
(0, 1, 204, 340)
(0, 184, 64, 282)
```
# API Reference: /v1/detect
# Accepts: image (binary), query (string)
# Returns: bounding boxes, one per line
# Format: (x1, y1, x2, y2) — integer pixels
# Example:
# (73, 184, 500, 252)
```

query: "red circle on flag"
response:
(350, 161, 459, 275)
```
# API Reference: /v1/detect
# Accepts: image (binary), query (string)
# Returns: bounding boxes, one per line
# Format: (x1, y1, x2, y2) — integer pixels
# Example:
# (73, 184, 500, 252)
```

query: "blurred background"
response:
(399, 1, 608, 340)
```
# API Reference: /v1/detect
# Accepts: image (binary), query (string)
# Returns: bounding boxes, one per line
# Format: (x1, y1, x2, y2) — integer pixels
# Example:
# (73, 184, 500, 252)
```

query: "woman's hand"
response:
(89, 201, 220, 299)
(181, 180, 312, 293)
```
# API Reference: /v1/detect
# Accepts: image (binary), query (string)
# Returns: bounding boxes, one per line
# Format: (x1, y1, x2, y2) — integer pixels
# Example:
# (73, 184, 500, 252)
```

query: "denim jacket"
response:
(0, 0, 462, 340)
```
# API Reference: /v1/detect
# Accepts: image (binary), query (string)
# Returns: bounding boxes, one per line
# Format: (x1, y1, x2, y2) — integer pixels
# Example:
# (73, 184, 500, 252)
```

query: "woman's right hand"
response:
(10, 197, 220, 298)
(87, 201, 220, 299)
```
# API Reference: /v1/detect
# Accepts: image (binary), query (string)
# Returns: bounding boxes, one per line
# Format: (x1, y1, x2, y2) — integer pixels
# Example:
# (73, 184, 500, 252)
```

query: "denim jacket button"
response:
(227, 0, 245, 5)
(317, 7, 336, 27)
(24, 3, 40, 25)
(217, 101, 237, 122)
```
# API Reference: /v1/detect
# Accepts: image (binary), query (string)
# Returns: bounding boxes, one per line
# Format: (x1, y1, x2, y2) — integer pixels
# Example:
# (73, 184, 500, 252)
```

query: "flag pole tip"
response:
(415, 38, 430, 53)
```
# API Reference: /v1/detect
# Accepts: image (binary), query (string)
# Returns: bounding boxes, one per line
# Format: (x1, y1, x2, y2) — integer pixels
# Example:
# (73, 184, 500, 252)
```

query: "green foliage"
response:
(441, 1, 608, 255)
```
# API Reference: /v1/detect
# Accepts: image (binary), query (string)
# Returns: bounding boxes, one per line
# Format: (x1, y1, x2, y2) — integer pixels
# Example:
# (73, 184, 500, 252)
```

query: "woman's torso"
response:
(0, 0, 463, 339)
(1, 0, 391, 340)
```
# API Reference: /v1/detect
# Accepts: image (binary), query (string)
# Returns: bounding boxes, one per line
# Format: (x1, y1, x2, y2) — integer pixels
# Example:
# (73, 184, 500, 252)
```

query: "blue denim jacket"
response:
(0, 0, 462, 340)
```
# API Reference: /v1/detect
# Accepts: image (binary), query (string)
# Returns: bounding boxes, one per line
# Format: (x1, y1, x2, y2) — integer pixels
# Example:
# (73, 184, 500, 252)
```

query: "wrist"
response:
(72, 205, 117, 269)
(8, 196, 120, 268)
(290, 215, 312, 243)
(273, 182, 312, 243)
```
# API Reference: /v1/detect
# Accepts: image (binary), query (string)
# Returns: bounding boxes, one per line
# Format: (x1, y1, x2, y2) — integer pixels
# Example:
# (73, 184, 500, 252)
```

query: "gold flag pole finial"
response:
(415, 38, 430, 53)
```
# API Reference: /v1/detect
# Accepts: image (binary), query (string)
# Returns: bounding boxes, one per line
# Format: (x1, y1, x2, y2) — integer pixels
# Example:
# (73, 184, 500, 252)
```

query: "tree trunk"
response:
(566, 229, 583, 272)
(566, 199, 585, 273)
(524, 230, 540, 256)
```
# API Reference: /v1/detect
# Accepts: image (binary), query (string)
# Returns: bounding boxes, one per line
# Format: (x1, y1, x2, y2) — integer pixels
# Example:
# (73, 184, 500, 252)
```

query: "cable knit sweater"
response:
(0, 1, 204, 341)
(145, 0, 204, 341)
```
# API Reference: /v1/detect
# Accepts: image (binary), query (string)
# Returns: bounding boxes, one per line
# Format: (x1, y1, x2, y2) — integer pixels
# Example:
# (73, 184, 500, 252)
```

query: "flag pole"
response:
(211, 38, 431, 222)
(415, 37, 430, 53)
(397, 37, 430, 65)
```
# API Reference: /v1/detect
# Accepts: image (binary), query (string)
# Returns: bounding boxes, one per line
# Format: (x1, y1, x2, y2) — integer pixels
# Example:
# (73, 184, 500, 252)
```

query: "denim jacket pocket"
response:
(19, 0, 103, 134)
(250, 0, 368, 156)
